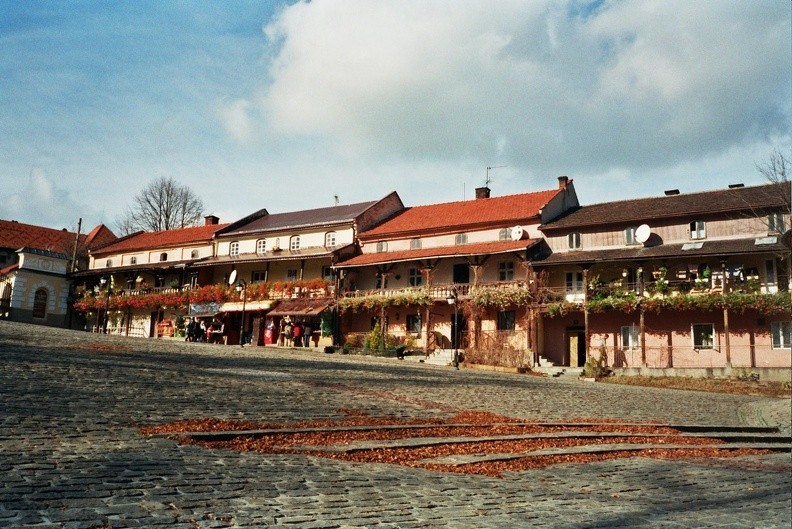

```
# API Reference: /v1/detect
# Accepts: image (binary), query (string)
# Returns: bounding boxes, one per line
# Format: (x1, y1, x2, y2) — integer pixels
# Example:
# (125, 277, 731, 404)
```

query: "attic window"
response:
(499, 228, 510, 241)
(256, 239, 267, 254)
(105, 259, 113, 267)
(130, 256, 137, 265)
(376, 241, 387, 253)
(229, 242, 239, 257)
(325, 232, 336, 247)
(768, 213, 785, 233)
(410, 238, 421, 249)
(568, 232, 581, 250)
(689, 221, 706, 240)
(159, 252, 168, 262)
(191, 250, 199, 259)
(624, 227, 638, 245)
(290, 236, 301, 251)
(455, 233, 468, 245)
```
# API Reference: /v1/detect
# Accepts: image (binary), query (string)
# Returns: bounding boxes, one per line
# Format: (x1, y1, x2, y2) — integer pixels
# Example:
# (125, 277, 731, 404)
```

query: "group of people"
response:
(185, 317, 224, 343)
(276, 317, 314, 347)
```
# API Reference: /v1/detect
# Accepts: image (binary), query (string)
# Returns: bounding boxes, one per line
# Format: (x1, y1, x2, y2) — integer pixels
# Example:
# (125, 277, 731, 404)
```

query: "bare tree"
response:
(116, 177, 205, 235)
(756, 148, 791, 215)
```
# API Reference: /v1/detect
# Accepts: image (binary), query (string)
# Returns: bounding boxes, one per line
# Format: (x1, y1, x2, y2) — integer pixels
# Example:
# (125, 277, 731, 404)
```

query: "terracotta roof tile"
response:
(91, 223, 229, 256)
(0, 219, 83, 254)
(336, 239, 538, 267)
(360, 189, 561, 239)
(541, 182, 791, 232)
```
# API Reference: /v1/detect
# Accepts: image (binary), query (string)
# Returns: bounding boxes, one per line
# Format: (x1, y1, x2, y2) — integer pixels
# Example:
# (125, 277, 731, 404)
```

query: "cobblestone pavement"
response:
(1, 320, 790, 528)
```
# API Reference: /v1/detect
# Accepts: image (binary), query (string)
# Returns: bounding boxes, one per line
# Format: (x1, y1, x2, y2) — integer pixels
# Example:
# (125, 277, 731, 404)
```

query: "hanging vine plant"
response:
(469, 285, 534, 310)
(338, 289, 432, 314)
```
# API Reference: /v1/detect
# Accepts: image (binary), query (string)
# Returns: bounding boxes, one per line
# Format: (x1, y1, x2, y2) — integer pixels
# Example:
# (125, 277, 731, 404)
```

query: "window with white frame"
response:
(290, 236, 300, 251)
(565, 271, 584, 292)
(771, 321, 791, 349)
(256, 239, 267, 254)
(692, 323, 714, 349)
(325, 232, 336, 247)
(568, 232, 581, 249)
(689, 220, 706, 240)
(768, 212, 785, 233)
(229, 241, 239, 257)
(498, 261, 514, 281)
(455, 233, 468, 245)
(624, 226, 638, 245)
(286, 269, 298, 281)
(252, 270, 266, 283)
(409, 268, 423, 287)
(621, 325, 639, 350)
(376, 241, 387, 253)
(499, 228, 511, 241)
(410, 238, 421, 249)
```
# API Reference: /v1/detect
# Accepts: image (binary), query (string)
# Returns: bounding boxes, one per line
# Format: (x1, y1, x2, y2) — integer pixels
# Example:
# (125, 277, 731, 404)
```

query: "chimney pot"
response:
(475, 186, 491, 199)
(204, 215, 219, 226)
(664, 189, 680, 196)
(558, 176, 569, 189)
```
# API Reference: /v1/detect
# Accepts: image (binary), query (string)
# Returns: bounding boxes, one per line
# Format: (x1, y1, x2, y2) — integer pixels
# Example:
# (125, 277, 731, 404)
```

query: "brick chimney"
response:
(475, 186, 491, 199)
(558, 176, 569, 189)
(204, 215, 219, 226)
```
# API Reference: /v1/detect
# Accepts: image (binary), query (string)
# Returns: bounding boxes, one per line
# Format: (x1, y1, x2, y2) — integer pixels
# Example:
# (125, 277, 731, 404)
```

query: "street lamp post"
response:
(446, 288, 459, 369)
(100, 276, 110, 333)
(236, 280, 247, 347)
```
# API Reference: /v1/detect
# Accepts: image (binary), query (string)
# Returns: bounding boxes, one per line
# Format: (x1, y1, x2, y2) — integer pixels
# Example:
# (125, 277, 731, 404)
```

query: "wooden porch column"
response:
(582, 266, 590, 360)
(638, 265, 646, 367)
(721, 260, 731, 366)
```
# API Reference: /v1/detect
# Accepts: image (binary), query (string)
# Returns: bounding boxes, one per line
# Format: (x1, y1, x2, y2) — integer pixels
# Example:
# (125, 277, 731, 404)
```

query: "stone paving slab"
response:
(1, 320, 791, 529)
(421, 443, 792, 466)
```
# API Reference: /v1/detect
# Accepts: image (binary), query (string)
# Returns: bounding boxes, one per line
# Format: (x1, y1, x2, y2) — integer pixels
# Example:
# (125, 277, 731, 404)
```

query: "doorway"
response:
(566, 327, 586, 367)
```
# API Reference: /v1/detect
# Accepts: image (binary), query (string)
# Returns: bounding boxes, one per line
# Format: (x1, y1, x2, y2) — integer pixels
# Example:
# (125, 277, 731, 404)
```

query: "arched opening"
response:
(32, 288, 48, 319)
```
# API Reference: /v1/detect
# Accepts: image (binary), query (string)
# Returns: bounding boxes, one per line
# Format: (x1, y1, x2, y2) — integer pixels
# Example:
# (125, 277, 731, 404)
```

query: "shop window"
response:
(498, 261, 514, 281)
(568, 232, 581, 249)
(406, 314, 421, 333)
(32, 288, 48, 319)
(768, 212, 785, 233)
(689, 220, 706, 240)
(325, 232, 336, 247)
(455, 233, 468, 245)
(410, 238, 421, 250)
(497, 310, 515, 331)
(771, 321, 791, 349)
(256, 239, 267, 254)
(229, 242, 239, 257)
(290, 236, 300, 251)
(621, 325, 639, 350)
(692, 324, 714, 349)
(409, 268, 423, 287)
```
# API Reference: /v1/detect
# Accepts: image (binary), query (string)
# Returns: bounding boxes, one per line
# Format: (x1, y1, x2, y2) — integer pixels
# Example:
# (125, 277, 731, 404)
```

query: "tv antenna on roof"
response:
(334, 195, 339, 206)
(485, 165, 507, 186)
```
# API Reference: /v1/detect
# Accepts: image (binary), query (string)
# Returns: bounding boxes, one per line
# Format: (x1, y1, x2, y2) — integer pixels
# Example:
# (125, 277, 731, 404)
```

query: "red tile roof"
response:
(359, 189, 561, 239)
(336, 239, 538, 267)
(0, 219, 111, 254)
(91, 223, 229, 256)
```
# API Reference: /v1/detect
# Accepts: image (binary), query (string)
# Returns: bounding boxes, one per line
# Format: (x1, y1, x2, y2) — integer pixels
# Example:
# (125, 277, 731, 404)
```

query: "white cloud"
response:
(261, 0, 790, 180)
(218, 98, 255, 143)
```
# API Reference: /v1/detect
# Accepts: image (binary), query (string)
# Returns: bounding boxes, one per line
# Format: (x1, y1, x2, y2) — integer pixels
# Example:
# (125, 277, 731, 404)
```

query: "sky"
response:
(1, 0, 790, 234)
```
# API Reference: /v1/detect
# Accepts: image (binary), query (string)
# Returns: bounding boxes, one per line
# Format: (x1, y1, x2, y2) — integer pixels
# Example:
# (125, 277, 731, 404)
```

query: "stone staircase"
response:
(534, 355, 584, 378)
(406, 349, 457, 366)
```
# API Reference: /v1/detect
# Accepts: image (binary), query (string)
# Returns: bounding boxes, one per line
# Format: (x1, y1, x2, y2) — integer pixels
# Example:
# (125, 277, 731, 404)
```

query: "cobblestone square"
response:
(1, 321, 790, 528)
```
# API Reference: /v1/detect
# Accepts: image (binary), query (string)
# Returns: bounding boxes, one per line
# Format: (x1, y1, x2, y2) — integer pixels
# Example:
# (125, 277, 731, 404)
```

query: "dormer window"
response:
(376, 241, 387, 253)
(768, 212, 785, 233)
(159, 252, 168, 262)
(325, 232, 336, 247)
(290, 236, 300, 251)
(229, 241, 239, 257)
(256, 239, 267, 254)
(568, 232, 581, 249)
(624, 226, 638, 245)
(690, 221, 706, 240)
(455, 233, 468, 245)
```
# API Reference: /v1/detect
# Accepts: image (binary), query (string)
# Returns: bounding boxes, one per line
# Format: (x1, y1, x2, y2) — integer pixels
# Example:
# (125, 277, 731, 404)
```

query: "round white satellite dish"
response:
(510, 226, 524, 240)
(635, 224, 651, 243)
(228, 269, 238, 285)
